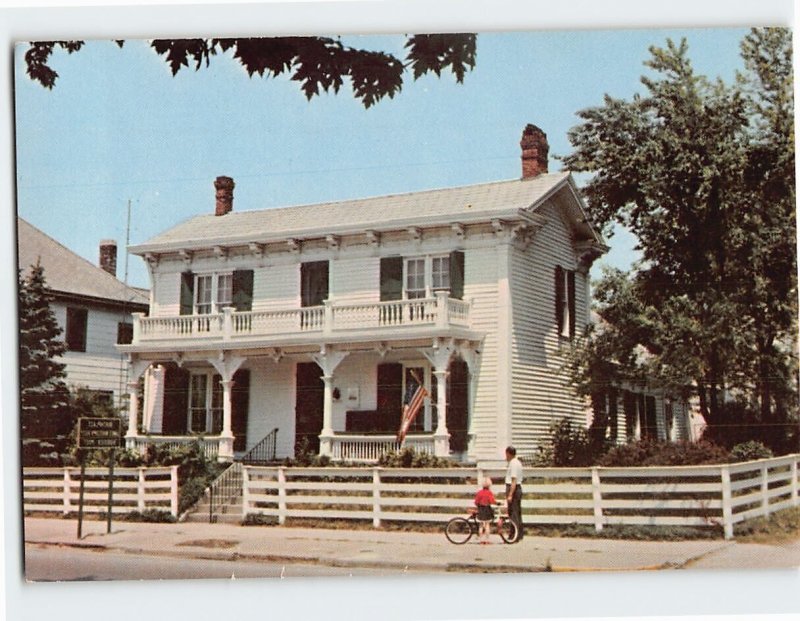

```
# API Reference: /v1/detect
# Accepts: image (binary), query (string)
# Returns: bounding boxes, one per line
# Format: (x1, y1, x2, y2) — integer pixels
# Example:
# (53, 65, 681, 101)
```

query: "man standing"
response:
(505, 445, 524, 542)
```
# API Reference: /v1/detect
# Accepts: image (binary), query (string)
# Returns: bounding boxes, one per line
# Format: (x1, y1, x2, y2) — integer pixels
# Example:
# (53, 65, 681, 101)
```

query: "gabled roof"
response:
(131, 171, 604, 254)
(17, 217, 149, 308)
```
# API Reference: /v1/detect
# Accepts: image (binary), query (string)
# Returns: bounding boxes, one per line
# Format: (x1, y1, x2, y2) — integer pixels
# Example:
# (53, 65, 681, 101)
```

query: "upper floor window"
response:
(380, 251, 464, 302)
(300, 261, 329, 307)
(180, 270, 253, 315)
(554, 265, 576, 341)
(65, 306, 88, 352)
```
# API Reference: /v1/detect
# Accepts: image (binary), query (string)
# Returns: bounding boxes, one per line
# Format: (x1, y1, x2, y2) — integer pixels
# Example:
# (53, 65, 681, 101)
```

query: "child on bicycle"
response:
(473, 477, 497, 544)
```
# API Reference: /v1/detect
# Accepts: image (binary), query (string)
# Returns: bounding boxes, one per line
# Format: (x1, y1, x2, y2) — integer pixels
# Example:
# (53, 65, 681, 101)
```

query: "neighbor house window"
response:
(117, 322, 133, 345)
(65, 307, 88, 352)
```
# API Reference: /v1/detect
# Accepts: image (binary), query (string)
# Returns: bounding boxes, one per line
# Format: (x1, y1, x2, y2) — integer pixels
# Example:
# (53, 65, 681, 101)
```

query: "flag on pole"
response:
(397, 370, 428, 443)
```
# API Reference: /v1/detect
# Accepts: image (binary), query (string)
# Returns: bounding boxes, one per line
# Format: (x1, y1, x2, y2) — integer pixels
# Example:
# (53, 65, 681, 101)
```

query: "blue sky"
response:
(15, 27, 751, 289)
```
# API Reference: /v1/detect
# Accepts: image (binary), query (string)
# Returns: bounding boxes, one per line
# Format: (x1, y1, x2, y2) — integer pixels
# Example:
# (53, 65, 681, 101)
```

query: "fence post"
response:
(591, 467, 604, 533)
(760, 463, 770, 516)
(720, 465, 734, 540)
(170, 465, 179, 517)
(63, 468, 72, 515)
(137, 468, 146, 512)
(241, 466, 250, 520)
(791, 458, 798, 506)
(278, 467, 287, 526)
(372, 467, 382, 529)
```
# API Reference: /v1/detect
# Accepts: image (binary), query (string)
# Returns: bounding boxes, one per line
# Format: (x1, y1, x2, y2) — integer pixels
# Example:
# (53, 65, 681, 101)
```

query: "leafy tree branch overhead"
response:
(23, 34, 477, 108)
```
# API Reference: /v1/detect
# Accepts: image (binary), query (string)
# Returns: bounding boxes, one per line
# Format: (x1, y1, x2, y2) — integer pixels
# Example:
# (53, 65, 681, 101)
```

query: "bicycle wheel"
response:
(445, 517, 474, 544)
(498, 518, 518, 544)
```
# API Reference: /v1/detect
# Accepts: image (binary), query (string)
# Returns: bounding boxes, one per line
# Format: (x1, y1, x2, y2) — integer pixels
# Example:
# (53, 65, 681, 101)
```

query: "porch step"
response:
(183, 501, 244, 524)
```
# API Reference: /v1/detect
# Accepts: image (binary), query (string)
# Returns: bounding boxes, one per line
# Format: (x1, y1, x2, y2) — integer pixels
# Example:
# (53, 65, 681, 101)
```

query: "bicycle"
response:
(444, 505, 518, 544)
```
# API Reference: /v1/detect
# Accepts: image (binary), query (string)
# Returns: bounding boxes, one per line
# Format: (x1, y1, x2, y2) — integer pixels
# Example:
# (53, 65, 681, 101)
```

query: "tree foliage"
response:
(23, 34, 477, 108)
(563, 28, 797, 451)
(18, 263, 71, 443)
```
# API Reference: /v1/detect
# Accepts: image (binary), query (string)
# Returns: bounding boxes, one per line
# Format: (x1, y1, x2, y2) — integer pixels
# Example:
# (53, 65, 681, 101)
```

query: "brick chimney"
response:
(214, 176, 235, 216)
(99, 240, 117, 277)
(520, 124, 549, 179)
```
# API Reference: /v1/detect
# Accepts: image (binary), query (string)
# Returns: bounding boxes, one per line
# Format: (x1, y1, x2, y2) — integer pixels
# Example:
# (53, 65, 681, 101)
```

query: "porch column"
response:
(124, 355, 152, 451)
(422, 339, 454, 458)
(312, 346, 349, 457)
(209, 352, 246, 463)
(433, 369, 449, 456)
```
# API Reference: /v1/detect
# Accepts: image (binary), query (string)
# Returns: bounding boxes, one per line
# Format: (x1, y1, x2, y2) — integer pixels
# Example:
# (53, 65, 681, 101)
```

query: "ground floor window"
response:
(188, 372, 223, 433)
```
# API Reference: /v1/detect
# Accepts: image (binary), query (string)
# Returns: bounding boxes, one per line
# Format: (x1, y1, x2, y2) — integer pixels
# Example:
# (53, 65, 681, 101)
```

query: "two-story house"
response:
(17, 217, 150, 408)
(119, 125, 690, 463)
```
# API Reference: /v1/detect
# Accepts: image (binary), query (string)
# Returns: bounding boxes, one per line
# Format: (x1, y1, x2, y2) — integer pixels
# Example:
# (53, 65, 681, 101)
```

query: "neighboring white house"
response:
(119, 125, 691, 463)
(17, 217, 150, 408)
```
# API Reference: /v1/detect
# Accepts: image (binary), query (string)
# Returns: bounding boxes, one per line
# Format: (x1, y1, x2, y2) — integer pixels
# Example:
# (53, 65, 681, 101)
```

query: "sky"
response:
(14, 26, 754, 289)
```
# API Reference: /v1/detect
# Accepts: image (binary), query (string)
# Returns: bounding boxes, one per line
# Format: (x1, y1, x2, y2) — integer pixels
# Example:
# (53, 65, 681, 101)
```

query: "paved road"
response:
(25, 543, 423, 581)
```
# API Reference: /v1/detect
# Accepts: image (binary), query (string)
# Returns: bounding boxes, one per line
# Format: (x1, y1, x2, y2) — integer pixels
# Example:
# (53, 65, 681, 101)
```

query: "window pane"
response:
(217, 274, 233, 308)
(432, 256, 450, 290)
(189, 375, 207, 432)
(195, 275, 213, 314)
(406, 259, 425, 298)
(65, 307, 88, 352)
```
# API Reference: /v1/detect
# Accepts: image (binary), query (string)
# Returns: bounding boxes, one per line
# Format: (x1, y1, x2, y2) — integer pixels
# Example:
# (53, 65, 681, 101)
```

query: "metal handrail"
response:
(241, 428, 279, 466)
(207, 462, 242, 523)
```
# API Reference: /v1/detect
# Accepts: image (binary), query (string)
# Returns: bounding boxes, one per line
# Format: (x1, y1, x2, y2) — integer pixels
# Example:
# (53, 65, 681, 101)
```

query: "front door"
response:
(295, 362, 324, 455)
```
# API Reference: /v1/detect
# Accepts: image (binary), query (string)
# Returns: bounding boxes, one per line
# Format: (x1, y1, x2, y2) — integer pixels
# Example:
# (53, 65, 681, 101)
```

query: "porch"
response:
(129, 293, 471, 346)
(122, 337, 478, 464)
(126, 431, 438, 464)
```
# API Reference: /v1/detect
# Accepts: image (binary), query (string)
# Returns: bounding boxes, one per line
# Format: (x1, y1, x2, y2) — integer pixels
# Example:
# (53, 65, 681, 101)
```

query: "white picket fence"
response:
(242, 454, 799, 539)
(22, 466, 179, 517)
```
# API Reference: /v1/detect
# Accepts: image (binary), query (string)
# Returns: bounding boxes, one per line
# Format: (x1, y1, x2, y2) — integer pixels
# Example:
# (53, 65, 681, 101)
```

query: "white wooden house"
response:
(119, 125, 689, 463)
(17, 217, 150, 407)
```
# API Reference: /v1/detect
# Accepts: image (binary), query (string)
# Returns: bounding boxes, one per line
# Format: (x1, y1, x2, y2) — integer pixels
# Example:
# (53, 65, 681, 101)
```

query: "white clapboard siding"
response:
(330, 255, 380, 304)
(253, 263, 298, 311)
(22, 466, 179, 516)
(240, 455, 799, 538)
(509, 200, 589, 456)
(463, 245, 501, 457)
(53, 302, 134, 404)
(246, 361, 295, 458)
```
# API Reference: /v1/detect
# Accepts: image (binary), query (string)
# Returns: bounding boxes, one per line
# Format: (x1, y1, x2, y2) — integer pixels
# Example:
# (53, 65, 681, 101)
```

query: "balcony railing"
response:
(131, 292, 470, 345)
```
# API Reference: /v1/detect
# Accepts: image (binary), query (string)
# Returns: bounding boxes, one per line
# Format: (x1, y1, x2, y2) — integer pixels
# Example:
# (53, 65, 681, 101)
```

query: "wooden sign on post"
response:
(76, 418, 122, 538)
(77, 417, 122, 450)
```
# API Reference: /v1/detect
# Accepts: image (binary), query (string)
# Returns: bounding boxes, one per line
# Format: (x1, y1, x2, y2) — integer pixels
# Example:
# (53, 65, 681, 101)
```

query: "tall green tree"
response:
(563, 28, 796, 449)
(18, 263, 72, 442)
(23, 35, 477, 108)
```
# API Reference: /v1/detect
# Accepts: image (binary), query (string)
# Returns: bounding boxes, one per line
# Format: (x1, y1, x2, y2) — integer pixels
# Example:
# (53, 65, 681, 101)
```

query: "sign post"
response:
(76, 417, 122, 539)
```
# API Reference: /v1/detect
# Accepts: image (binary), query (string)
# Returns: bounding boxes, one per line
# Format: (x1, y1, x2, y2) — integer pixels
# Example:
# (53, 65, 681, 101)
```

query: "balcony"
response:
(129, 292, 472, 349)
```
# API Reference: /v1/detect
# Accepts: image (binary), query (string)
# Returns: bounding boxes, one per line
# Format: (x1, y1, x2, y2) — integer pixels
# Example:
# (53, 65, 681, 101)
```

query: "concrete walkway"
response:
(23, 517, 800, 574)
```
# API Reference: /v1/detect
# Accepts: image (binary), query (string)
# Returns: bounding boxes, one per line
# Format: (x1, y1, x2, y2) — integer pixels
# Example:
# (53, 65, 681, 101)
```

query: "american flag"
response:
(397, 371, 428, 443)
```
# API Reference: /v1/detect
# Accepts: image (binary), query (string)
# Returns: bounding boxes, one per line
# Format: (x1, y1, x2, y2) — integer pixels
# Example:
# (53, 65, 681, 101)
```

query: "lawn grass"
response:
(733, 507, 800, 544)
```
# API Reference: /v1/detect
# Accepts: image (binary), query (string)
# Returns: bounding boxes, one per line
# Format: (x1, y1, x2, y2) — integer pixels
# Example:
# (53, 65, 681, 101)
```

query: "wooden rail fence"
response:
(23, 466, 179, 517)
(242, 454, 799, 539)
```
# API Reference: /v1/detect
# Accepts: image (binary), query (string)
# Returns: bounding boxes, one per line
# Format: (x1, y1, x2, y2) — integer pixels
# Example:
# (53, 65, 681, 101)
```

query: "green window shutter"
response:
(449, 250, 465, 300)
(232, 369, 250, 452)
(568, 270, 576, 339)
(379, 256, 403, 301)
(232, 269, 254, 312)
(554, 265, 564, 335)
(180, 272, 194, 316)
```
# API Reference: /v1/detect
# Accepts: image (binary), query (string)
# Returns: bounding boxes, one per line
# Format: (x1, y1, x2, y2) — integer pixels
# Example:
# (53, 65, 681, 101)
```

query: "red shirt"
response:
(474, 488, 496, 507)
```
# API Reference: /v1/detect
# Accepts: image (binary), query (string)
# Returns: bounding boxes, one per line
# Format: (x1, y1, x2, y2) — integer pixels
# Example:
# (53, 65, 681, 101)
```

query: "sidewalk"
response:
(23, 517, 800, 573)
